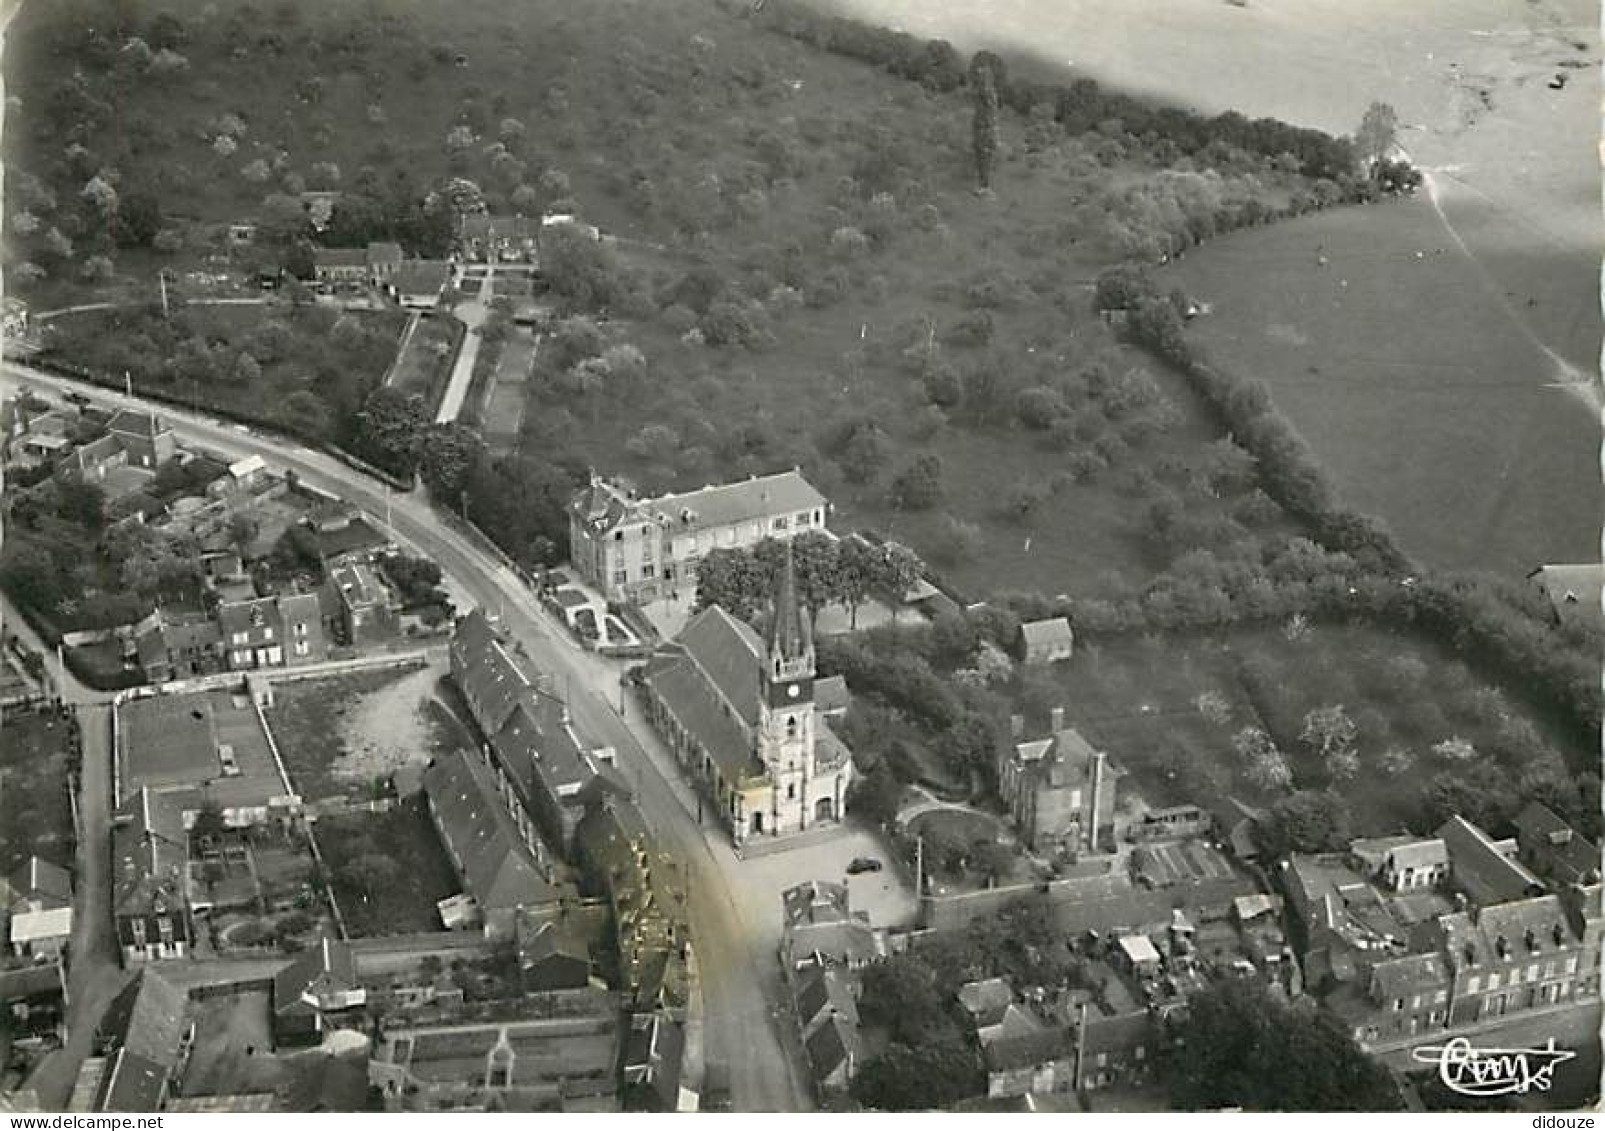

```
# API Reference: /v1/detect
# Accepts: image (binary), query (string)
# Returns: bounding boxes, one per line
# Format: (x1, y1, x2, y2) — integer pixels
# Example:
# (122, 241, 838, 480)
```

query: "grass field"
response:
(313, 797, 461, 937)
(1161, 200, 1601, 575)
(387, 313, 462, 412)
(263, 667, 416, 802)
(0, 709, 75, 876)
(1042, 620, 1592, 836)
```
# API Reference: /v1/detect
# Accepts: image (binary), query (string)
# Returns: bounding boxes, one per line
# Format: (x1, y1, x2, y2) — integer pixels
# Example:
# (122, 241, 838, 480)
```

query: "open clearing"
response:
(1161, 200, 1600, 573)
(265, 660, 462, 801)
(0, 708, 74, 876)
(313, 797, 461, 937)
(1040, 620, 1593, 837)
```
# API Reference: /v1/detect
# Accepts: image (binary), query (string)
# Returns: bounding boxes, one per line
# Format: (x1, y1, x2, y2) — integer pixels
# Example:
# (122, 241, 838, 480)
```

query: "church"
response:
(636, 548, 852, 848)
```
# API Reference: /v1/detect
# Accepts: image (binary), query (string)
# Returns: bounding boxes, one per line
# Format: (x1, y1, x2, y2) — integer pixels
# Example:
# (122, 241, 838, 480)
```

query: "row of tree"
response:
(692, 531, 922, 629)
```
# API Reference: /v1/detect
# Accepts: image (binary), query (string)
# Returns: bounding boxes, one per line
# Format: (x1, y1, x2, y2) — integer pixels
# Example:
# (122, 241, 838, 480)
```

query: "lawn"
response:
(0, 707, 75, 876)
(313, 797, 462, 937)
(1031, 620, 1595, 836)
(1161, 200, 1602, 576)
(263, 667, 416, 802)
(387, 312, 463, 412)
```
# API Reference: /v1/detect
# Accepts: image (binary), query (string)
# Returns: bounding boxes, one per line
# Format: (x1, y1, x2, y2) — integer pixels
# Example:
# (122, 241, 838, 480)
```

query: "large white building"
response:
(568, 469, 827, 604)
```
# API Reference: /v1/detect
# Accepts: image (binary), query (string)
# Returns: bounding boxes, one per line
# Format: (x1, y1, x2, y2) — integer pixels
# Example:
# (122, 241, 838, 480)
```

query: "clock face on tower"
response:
(787, 684, 800, 699)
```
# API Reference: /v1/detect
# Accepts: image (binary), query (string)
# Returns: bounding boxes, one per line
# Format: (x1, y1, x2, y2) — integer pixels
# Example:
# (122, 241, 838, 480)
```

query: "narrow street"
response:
(22, 703, 131, 1110)
(0, 360, 810, 1111)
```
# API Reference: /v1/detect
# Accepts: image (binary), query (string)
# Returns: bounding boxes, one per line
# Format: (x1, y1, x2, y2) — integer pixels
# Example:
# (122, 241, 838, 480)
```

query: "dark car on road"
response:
(846, 857, 882, 875)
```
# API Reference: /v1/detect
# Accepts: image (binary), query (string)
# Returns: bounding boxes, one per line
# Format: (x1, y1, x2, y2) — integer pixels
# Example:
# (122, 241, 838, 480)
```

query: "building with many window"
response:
(568, 469, 827, 605)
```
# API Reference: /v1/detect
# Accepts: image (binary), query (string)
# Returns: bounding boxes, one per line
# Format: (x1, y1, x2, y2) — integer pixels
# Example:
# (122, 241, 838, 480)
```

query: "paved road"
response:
(434, 271, 493, 423)
(24, 704, 132, 1110)
(0, 360, 810, 1112)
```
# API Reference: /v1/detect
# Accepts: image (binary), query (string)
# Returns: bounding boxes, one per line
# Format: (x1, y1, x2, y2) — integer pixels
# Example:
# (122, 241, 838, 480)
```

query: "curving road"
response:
(0, 359, 811, 1112)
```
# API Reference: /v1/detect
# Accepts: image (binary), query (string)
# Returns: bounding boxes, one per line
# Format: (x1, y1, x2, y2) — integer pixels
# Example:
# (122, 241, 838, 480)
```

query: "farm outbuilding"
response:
(1018, 617, 1074, 664)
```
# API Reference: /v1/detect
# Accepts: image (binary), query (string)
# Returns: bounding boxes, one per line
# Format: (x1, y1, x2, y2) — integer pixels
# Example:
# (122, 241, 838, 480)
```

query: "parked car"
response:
(846, 857, 882, 875)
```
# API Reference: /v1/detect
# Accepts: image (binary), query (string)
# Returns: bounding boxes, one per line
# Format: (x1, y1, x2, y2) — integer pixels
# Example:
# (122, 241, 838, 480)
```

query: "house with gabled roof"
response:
(1512, 802, 1601, 886)
(92, 967, 194, 1112)
(1436, 815, 1546, 908)
(450, 608, 631, 857)
(423, 747, 567, 940)
(516, 909, 595, 993)
(999, 709, 1116, 854)
(779, 880, 884, 972)
(1349, 835, 1449, 893)
(272, 936, 364, 1048)
(1018, 617, 1074, 664)
(105, 409, 175, 469)
(1, 855, 72, 915)
(110, 787, 193, 965)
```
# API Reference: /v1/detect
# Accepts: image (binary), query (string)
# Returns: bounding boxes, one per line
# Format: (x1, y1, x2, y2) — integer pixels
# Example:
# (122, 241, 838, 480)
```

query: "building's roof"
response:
(1437, 816, 1545, 907)
(106, 409, 169, 440)
(978, 1001, 1043, 1047)
(1439, 894, 1576, 970)
(58, 433, 123, 473)
(785, 918, 884, 968)
(1352, 836, 1448, 876)
(986, 1024, 1067, 1074)
(217, 596, 282, 638)
(782, 880, 851, 927)
(1234, 893, 1276, 922)
(1117, 933, 1161, 965)
(111, 787, 190, 917)
(10, 906, 73, 944)
(640, 641, 763, 786)
(1013, 727, 1101, 793)
(1367, 952, 1449, 1003)
(1019, 617, 1074, 650)
(97, 966, 189, 1111)
(394, 259, 452, 295)
(813, 674, 850, 715)
(366, 241, 403, 264)
(227, 454, 266, 480)
(517, 914, 590, 971)
(651, 469, 825, 535)
(424, 749, 559, 911)
(676, 606, 765, 727)
(0, 962, 66, 1002)
(793, 963, 860, 1031)
(3, 855, 73, 909)
(1527, 563, 1605, 629)
(99, 1049, 171, 1113)
(804, 1013, 858, 1079)
(1513, 802, 1601, 882)
(1077, 1009, 1153, 1060)
(957, 977, 1015, 1028)
(313, 247, 367, 269)
(332, 560, 386, 611)
(272, 936, 357, 1016)
(119, 689, 287, 810)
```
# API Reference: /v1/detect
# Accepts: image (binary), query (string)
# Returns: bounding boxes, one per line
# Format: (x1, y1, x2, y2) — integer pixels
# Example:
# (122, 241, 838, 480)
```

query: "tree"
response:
(694, 547, 770, 622)
(1354, 101, 1398, 170)
(541, 222, 627, 310)
(969, 54, 1002, 191)
(889, 454, 943, 510)
(419, 422, 485, 501)
(342, 853, 400, 898)
(1233, 726, 1292, 791)
(354, 388, 428, 476)
(1163, 979, 1400, 1110)
(852, 1039, 984, 1111)
(191, 800, 228, 842)
(1300, 705, 1358, 782)
(846, 765, 901, 829)
(1258, 790, 1351, 857)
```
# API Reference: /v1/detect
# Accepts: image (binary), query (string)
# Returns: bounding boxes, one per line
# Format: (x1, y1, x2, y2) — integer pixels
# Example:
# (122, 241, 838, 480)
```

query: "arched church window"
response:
(786, 715, 797, 739)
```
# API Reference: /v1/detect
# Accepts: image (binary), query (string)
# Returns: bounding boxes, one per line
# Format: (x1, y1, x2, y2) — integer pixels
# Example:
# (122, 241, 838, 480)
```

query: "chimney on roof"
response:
(1009, 714, 1024, 739)
(1050, 706, 1066, 733)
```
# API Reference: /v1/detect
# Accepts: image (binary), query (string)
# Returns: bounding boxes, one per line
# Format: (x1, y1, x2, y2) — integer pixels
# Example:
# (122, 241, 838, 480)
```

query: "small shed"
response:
(1115, 933, 1161, 977)
(1019, 617, 1074, 664)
